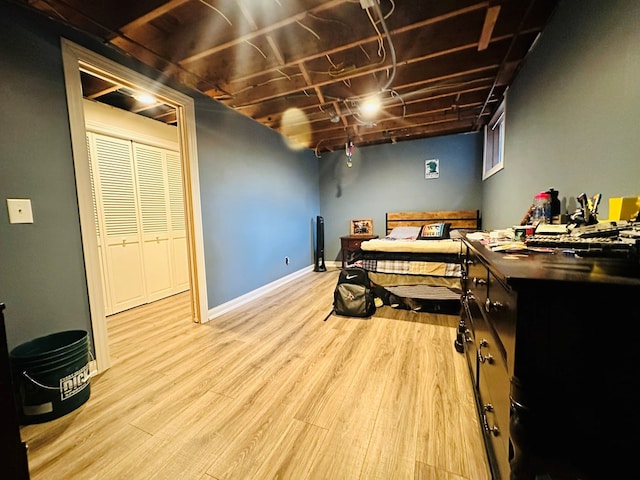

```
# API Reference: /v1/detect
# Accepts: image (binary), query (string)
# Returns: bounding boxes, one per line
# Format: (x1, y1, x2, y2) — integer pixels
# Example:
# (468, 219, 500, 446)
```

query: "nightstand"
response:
(339, 235, 378, 268)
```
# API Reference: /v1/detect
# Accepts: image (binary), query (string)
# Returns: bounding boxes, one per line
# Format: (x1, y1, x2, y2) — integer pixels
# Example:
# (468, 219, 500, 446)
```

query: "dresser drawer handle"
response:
(478, 339, 494, 364)
(473, 277, 487, 286)
(479, 352, 494, 364)
(482, 404, 500, 436)
(485, 297, 503, 313)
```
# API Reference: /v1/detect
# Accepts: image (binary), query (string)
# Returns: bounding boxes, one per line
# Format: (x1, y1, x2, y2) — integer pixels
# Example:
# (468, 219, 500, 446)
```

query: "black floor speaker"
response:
(314, 215, 326, 272)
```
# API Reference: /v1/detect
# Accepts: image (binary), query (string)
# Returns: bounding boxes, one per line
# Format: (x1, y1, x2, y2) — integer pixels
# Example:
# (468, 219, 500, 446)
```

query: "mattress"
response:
(360, 238, 464, 254)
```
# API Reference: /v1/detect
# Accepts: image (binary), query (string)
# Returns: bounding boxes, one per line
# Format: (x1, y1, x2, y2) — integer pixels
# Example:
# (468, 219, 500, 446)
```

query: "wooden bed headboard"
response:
(385, 210, 481, 235)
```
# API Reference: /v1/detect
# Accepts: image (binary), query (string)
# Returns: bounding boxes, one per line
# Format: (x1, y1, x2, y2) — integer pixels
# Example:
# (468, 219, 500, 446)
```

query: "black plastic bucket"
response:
(10, 330, 91, 424)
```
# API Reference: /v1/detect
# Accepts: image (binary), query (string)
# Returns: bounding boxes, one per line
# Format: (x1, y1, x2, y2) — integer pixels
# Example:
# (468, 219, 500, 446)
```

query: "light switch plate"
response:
(7, 198, 34, 224)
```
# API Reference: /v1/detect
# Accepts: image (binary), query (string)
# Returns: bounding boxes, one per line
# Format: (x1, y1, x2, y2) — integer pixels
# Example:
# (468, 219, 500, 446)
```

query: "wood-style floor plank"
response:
(20, 267, 490, 480)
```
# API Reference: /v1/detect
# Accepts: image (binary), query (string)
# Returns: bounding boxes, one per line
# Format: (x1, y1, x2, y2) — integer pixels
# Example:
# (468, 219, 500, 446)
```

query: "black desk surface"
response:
(464, 237, 640, 287)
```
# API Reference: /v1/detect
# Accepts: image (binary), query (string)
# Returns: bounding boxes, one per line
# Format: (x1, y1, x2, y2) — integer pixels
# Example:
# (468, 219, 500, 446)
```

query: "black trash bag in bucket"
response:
(10, 330, 91, 424)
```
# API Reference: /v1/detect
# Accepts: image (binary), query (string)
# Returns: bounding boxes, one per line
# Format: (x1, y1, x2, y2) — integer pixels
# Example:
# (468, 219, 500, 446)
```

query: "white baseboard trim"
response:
(207, 264, 320, 321)
(89, 360, 98, 378)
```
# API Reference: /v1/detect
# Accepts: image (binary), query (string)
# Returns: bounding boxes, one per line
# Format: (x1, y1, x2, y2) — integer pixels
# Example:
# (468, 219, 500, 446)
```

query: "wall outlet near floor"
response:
(285, 256, 289, 265)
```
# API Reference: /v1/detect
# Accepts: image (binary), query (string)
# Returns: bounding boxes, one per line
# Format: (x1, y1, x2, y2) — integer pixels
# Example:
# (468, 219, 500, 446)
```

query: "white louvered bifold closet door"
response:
(87, 132, 189, 315)
(86, 136, 111, 310)
(133, 143, 174, 302)
(89, 134, 147, 314)
(166, 151, 190, 291)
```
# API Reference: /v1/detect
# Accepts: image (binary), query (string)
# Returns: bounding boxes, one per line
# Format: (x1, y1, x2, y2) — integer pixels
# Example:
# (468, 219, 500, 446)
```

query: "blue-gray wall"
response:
(194, 99, 319, 306)
(0, 3, 92, 351)
(482, 0, 640, 230)
(319, 133, 483, 262)
(0, 1, 319, 350)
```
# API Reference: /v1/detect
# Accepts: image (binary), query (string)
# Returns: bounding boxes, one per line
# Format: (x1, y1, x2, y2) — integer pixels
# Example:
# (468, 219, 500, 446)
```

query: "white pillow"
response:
(386, 226, 422, 240)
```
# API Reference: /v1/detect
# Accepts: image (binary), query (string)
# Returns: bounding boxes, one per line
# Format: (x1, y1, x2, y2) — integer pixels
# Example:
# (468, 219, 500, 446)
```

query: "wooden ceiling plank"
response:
(266, 35, 287, 67)
(87, 85, 120, 99)
(221, 31, 510, 106)
(333, 101, 348, 128)
(118, 0, 190, 34)
(249, 68, 496, 123)
(228, 57, 498, 111)
(478, 5, 501, 51)
(23, 0, 558, 152)
(219, 2, 492, 87)
(298, 62, 325, 104)
(235, 0, 259, 30)
(217, 25, 535, 120)
(179, 0, 349, 65)
(473, 0, 538, 131)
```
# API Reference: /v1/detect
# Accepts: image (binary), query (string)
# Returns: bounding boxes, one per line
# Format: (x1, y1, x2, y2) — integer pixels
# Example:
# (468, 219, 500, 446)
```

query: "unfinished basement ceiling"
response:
(20, 0, 560, 153)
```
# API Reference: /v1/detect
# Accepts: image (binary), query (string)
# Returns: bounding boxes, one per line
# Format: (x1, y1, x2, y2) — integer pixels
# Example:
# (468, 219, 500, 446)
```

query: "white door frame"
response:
(61, 39, 208, 373)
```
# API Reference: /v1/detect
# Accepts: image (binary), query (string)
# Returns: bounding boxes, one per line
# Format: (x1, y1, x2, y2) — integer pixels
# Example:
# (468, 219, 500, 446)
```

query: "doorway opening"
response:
(61, 39, 208, 374)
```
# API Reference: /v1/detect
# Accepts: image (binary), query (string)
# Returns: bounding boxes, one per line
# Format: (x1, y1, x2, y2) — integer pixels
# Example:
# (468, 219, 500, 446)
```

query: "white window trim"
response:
(482, 97, 506, 180)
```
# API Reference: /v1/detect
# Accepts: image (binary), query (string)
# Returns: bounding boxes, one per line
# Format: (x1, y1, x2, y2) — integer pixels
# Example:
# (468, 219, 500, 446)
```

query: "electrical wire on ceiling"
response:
(230, 72, 304, 96)
(197, 0, 233, 26)
(228, 0, 400, 144)
(332, 0, 399, 136)
(296, 20, 321, 40)
(245, 40, 267, 58)
(382, 0, 396, 19)
(278, 69, 293, 80)
(388, 89, 406, 117)
(366, 6, 385, 57)
(314, 138, 328, 158)
(369, 1, 396, 92)
(321, 2, 394, 81)
(307, 12, 350, 29)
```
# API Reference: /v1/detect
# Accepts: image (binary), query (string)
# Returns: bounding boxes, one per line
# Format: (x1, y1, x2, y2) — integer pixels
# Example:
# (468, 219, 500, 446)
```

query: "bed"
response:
(349, 210, 481, 311)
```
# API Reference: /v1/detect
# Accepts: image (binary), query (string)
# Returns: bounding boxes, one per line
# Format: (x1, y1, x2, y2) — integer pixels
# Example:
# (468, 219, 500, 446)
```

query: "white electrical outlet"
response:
(7, 198, 34, 224)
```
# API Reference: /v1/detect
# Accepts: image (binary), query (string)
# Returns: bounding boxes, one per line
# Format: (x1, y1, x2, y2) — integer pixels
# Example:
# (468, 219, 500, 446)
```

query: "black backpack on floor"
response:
(330, 267, 376, 318)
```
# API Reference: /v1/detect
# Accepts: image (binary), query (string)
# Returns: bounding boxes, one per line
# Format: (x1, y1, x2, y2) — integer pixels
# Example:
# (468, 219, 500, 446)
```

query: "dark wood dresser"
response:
(458, 237, 640, 480)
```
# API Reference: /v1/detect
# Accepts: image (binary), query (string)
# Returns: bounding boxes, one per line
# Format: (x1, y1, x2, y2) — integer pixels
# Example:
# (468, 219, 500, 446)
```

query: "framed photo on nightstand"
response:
(350, 218, 373, 236)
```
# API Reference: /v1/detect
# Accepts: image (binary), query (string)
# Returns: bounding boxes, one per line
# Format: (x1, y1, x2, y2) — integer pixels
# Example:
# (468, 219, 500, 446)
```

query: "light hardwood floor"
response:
(20, 267, 491, 480)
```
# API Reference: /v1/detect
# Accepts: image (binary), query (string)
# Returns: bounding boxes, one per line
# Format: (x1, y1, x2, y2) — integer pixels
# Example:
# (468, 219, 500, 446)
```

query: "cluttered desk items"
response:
(489, 191, 640, 261)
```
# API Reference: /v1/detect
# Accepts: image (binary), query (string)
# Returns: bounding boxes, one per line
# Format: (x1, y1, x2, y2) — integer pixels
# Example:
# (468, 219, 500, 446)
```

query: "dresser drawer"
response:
(347, 238, 364, 250)
(460, 297, 480, 388)
(466, 250, 489, 306)
(485, 271, 516, 372)
(475, 311, 511, 480)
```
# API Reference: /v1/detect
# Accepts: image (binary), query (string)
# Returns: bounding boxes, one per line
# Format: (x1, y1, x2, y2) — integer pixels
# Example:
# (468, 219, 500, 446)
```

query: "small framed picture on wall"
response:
(425, 158, 440, 179)
(350, 218, 373, 236)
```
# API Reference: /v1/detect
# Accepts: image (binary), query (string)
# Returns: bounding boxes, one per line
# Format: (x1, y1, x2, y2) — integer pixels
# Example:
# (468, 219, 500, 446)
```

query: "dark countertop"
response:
(464, 236, 640, 287)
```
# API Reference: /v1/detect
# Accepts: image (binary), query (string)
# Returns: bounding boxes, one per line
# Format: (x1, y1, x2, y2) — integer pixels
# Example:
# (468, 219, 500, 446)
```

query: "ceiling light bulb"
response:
(360, 96, 381, 117)
(134, 93, 156, 105)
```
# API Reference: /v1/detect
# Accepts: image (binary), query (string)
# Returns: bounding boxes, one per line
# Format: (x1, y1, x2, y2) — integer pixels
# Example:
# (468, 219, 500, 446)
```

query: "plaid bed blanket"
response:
(352, 259, 462, 277)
